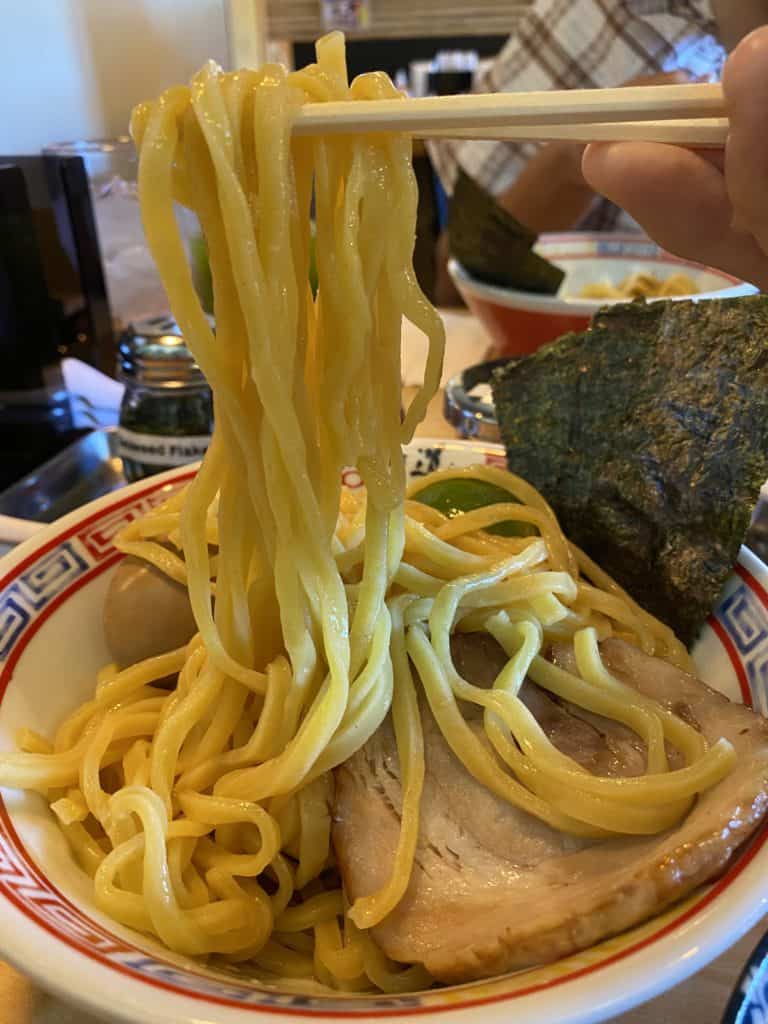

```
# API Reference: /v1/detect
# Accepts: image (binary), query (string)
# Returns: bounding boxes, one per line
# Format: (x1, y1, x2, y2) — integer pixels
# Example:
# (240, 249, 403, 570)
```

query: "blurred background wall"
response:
(0, 0, 525, 152)
(1, 0, 228, 152)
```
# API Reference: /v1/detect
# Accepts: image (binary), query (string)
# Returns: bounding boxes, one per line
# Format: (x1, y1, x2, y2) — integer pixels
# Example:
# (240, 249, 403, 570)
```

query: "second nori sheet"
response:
(449, 170, 565, 294)
(491, 295, 768, 646)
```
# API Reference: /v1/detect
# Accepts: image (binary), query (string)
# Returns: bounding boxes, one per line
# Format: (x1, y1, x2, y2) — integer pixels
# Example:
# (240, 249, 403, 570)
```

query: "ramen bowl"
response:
(449, 233, 756, 358)
(0, 438, 767, 1024)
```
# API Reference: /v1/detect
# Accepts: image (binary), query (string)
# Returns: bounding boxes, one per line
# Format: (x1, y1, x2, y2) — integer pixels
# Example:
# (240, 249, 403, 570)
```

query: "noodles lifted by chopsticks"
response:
(0, 32, 736, 993)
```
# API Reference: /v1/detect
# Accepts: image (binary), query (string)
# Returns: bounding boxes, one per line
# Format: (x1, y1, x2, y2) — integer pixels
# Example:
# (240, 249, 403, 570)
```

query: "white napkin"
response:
(61, 358, 124, 429)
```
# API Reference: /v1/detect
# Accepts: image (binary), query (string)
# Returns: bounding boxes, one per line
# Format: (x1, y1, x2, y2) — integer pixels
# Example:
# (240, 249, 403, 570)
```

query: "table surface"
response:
(0, 377, 765, 1024)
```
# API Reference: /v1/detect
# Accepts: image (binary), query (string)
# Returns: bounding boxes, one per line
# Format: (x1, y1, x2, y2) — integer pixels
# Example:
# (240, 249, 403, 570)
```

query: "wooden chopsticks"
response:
(292, 82, 727, 147)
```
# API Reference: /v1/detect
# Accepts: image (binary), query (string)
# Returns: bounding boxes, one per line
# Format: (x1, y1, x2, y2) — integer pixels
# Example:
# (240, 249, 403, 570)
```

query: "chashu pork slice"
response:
(332, 637, 768, 984)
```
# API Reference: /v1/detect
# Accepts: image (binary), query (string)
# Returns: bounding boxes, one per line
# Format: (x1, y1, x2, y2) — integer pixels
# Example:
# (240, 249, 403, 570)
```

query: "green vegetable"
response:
(492, 294, 768, 645)
(411, 478, 537, 537)
(189, 234, 213, 314)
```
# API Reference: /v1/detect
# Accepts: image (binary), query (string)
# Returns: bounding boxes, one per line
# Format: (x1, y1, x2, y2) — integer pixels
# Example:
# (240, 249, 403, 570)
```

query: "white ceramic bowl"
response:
(449, 233, 757, 357)
(0, 439, 767, 1024)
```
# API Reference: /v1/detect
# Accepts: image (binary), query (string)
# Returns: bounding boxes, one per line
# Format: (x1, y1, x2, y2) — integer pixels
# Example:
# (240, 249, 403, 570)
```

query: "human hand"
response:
(582, 27, 768, 290)
(541, 74, 695, 199)
(621, 70, 697, 89)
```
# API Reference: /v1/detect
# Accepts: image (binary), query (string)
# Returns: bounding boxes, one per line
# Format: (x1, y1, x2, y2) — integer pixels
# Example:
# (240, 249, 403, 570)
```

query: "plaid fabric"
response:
(428, 0, 723, 231)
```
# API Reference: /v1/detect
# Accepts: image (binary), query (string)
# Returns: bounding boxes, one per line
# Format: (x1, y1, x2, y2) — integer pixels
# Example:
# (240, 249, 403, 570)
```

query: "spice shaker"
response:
(443, 359, 508, 442)
(117, 315, 213, 482)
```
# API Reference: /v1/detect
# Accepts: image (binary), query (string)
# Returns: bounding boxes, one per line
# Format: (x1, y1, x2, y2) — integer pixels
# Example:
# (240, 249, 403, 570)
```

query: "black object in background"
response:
(0, 155, 112, 489)
(427, 70, 473, 95)
(0, 153, 114, 376)
(45, 152, 114, 374)
(0, 164, 62, 389)
(412, 152, 439, 302)
(294, 34, 505, 83)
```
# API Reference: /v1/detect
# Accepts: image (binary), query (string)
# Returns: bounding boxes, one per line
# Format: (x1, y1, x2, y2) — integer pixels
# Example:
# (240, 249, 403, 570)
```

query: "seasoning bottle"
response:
(117, 315, 213, 483)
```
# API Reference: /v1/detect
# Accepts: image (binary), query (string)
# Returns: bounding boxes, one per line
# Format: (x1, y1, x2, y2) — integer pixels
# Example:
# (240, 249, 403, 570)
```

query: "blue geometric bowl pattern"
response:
(712, 565, 768, 716)
(721, 930, 768, 1024)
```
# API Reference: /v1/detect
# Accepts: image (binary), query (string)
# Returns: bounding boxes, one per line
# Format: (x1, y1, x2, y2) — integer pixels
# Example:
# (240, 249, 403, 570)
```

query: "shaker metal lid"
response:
(443, 359, 507, 442)
(118, 314, 213, 388)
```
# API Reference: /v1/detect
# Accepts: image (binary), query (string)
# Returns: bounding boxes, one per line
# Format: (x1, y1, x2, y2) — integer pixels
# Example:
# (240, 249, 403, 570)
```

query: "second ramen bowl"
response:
(449, 232, 756, 358)
(0, 438, 767, 1024)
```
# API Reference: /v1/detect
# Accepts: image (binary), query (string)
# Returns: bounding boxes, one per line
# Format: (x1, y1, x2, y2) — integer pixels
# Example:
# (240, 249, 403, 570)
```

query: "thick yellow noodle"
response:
(0, 33, 736, 994)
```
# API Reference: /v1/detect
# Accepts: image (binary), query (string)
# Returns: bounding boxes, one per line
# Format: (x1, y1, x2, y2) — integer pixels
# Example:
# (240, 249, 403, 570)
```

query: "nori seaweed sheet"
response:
(449, 170, 565, 294)
(491, 295, 768, 646)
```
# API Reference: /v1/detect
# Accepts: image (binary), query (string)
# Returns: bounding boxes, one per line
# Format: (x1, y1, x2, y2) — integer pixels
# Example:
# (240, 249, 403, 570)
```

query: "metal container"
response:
(443, 359, 508, 442)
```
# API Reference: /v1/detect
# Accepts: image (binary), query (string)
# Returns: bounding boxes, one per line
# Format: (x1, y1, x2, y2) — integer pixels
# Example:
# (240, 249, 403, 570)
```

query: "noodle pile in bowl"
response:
(578, 270, 699, 299)
(0, 33, 737, 993)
